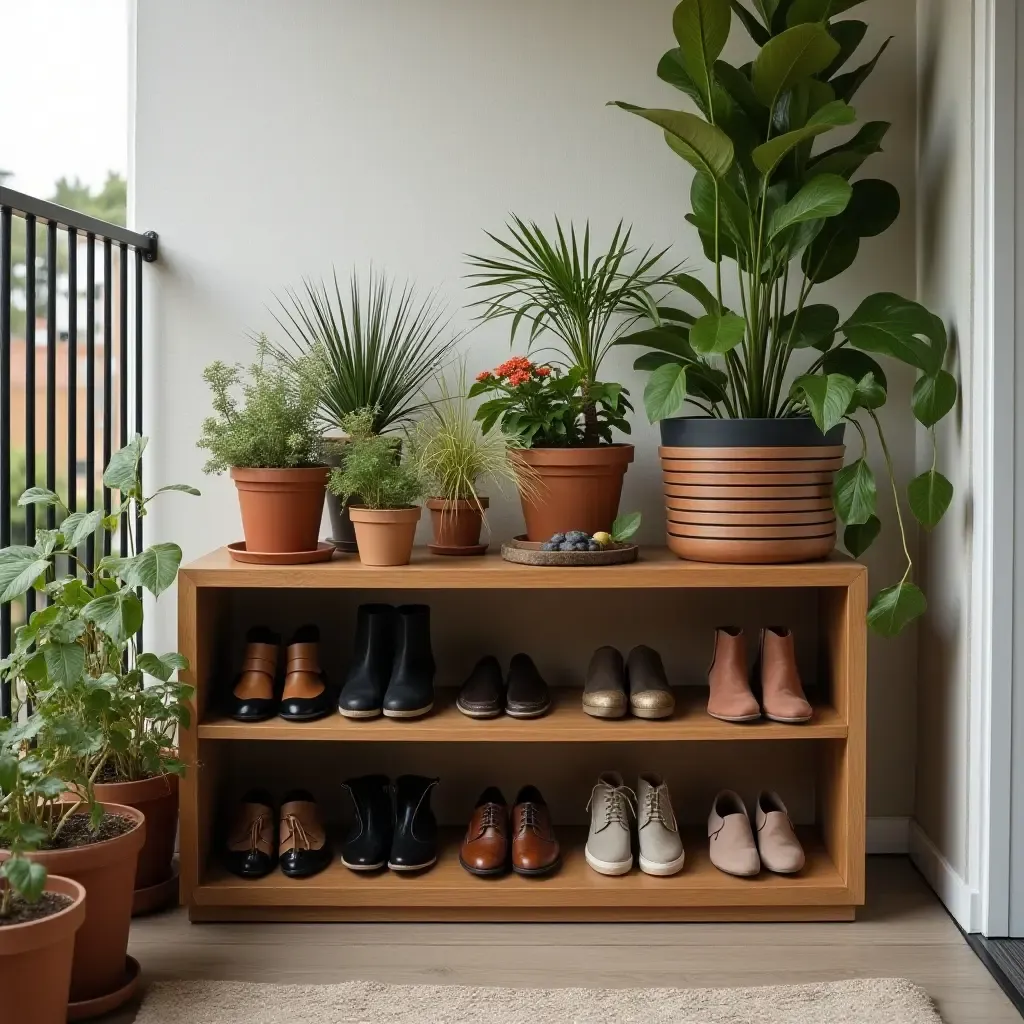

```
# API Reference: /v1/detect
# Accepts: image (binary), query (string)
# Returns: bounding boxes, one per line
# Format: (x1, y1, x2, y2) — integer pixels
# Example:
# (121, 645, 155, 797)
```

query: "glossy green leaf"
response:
(768, 174, 852, 239)
(867, 581, 927, 636)
(673, 0, 732, 108)
(673, 272, 722, 316)
(911, 370, 958, 427)
(634, 352, 684, 374)
(690, 312, 747, 355)
(808, 120, 890, 179)
(844, 178, 900, 237)
(802, 226, 860, 283)
(137, 651, 188, 682)
(616, 327, 694, 361)
(0, 755, 19, 794)
(780, 304, 840, 349)
(850, 372, 887, 411)
(644, 362, 690, 423)
(790, 372, 856, 434)
(689, 174, 752, 255)
(82, 590, 144, 643)
(842, 293, 943, 375)
(751, 23, 840, 108)
(833, 456, 877, 524)
(151, 483, 202, 498)
(823, 19, 867, 77)
(612, 103, 735, 179)
(831, 36, 892, 102)
(908, 469, 953, 530)
(0, 549, 50, 604)
(102, 435, 148, 494)
(1, 857, 47, 903)
(752, 100, 855, 175)
(612, 511, 642, 543)
(844, 514, 881, 558)
(110, 542, 183, 597)
(17, 487, 60, 507)
(59, 510, 104, 550)
(821, 348, 888, 390)
(43, 642, 86, 689)
(730, 1, 771, 43)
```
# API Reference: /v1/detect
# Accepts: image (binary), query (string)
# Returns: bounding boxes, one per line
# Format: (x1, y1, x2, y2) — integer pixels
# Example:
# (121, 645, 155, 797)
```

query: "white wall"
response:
(134, 0, 921, 819)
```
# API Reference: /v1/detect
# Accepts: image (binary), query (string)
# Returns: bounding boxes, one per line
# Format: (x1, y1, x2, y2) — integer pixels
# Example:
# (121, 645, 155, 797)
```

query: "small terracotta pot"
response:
(512, 445, 634, 541)
(93, 773, 178, 912)
(0, 875, 86, 1024)
(348, 506, 421, 566)
(426, 497, 488, 550)
(3, 803, 146, 1014)
(229, 466, 329, 555)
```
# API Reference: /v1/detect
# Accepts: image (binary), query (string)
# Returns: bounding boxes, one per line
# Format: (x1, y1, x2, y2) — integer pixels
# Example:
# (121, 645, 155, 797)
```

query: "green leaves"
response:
(137, 651, 189, 682)
(673, 272, 722, 315)
(908, 469, 953, 530)
(831, 37, 892, 102)
(752, 100, 855, 175)
(768, 174, 851, 239)
(611, 511, 642, 543)
(43, 643, 86, 690)
(611, 103, 735, 179)
(151, 483, 201, 498)
(842, 293, 945, 375)
(809, 121, 890, 179)
(82, 590, 144, 644)
(59, 510, 104, 550)
(911, 370, 957, 427)
(780, 304, 839, 349)
(644, 362, 690, 422)
(18, 487, 60, 507)
(868, 581, 927, 637)
(102, 435, 148, 495)
(690, 312, 747, 355)
(0, 548, 50, 604)
(751, 23, 840, 108)
(844, 515, 880, 557)
(104, 543, 183, 598)
(833, 458, 876, 525)
(1, 857, 48, 904)
(790, 373, 855, 433)
(673, 0, 732, 109)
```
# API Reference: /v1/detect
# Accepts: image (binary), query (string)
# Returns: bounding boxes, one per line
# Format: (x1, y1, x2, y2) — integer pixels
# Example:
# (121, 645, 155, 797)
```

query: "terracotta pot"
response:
(512, 445, 634, 542)
(229, 466, 329, 555)
(94, 773, 178, 912)
(348, 506, 421, 566)
(0, 875, 86, 1024)
(657, 417, 844, 564)
(426, 497, 488, 551)
(4, 803, 146, 1014)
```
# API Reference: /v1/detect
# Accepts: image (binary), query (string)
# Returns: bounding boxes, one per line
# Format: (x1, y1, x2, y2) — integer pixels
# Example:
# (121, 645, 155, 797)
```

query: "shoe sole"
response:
(511, 856, 561, 877)
(228, 711, 277, 723)
(277, 709, 332, 722)
(639, 851, 686, 876)
(712, 862, 761, 878)
(455, 703, 502, 719)
(630, 705, 674, 720)
(505, 706, 550, 719)
(382, 704, 434, 719)
(584, 848, 633, 876)
(582, 705, 627, 719)
(338, 708, 383, 719)
(340, 858, 386, 871)
(707, 711, 762, 723)
(764, 714, 813, 724)
(459, 858, 508, 877)
(388, 858, 438, 872)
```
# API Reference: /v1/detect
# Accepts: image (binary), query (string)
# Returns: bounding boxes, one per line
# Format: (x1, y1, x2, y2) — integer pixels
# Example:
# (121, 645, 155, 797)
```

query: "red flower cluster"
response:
(476, 356, 554, 388)
(475, 370, 492, 382)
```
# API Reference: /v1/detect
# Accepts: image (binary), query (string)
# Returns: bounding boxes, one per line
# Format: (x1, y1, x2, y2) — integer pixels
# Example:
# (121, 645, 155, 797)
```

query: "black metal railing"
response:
(0, 186, 158, 716)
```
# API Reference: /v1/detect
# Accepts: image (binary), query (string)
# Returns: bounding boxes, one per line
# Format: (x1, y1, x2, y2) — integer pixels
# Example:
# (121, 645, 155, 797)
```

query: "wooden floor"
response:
(115, 858, 1018, 1023)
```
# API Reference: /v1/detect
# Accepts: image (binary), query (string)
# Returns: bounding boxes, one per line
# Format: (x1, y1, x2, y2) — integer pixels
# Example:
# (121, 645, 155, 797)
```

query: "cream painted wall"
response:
(134, 0, 921, 817)
(914, 0, 974, 881)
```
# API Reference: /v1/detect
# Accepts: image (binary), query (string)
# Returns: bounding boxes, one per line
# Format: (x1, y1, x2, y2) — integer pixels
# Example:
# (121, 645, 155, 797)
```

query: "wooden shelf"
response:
(198, 688, 847, 742)
(180, 546, 866, 590)
(192, 827, 851, 922)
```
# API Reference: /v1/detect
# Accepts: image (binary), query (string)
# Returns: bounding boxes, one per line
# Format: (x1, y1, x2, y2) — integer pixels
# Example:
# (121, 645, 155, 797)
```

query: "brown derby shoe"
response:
(511, 785, 560, 876)
(459, 787, 509, 876)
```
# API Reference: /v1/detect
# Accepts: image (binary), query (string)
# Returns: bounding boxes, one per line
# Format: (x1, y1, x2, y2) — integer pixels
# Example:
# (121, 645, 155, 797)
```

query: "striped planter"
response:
(658, 419, 845, 564)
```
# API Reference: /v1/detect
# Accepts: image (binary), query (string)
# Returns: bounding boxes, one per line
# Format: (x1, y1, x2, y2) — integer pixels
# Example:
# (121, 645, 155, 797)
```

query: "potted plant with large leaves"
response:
(199, 336, 329, 563)
(466, 217, 673, 541)
(611, 0, 955, 634)
(272, 268, 461, 551)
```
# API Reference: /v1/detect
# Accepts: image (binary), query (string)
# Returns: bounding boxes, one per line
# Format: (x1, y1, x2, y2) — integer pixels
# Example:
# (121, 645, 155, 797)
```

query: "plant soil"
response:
(0, 812, 137, 852)
(0, 891, 73, 926)
(95, 762, 155, 785)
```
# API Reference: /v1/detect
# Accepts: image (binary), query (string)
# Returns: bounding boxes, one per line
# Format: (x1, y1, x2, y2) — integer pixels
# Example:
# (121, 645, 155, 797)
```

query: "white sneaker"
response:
(637, 774, 685, 876)
(585, 771, 635, 875)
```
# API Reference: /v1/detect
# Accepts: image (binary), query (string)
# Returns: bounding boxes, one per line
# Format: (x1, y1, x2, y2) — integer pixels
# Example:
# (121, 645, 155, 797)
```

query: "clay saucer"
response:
(501, 536, 638, 566)
(132, 865, 179, 916)
(227, 541, 334, 565)
(68, 956, 141, 1022)
(427, 542, 489, 557)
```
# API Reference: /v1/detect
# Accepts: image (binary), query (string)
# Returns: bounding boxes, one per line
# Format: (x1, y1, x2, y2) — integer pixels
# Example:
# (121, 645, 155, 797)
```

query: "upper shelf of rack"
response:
(180, 546, 866, 590)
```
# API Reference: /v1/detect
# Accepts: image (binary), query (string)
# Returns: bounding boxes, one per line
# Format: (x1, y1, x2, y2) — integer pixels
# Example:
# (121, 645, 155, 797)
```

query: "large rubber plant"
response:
(611, 0, 956, 635)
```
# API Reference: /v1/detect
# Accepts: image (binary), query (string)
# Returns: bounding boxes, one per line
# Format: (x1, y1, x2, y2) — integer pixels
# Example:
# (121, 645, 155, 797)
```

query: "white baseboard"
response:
(909, 820, 981, 931)
(866, 816, 911, 854)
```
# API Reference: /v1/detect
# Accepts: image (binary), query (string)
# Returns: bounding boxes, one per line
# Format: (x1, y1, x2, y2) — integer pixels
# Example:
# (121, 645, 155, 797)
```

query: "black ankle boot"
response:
(389, 774, 439, 872)
(338, 605, 396, 719)
(382, 605, 435, 719)
(340, 775, 393, 871)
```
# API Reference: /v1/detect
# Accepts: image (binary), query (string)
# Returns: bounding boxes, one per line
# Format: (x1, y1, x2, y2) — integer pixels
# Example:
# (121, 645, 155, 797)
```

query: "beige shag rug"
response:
(135, 978, 942, 1023)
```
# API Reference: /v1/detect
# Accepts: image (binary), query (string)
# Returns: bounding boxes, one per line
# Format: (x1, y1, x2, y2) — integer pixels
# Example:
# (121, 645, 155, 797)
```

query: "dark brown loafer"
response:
(505, 653, 550, 719)
(511, 785, 560, 876)
(459, 787, 509, 876)
(626, 645, 675, 719)
(582, 646, 627, 719)
(456, 656, 504, 719)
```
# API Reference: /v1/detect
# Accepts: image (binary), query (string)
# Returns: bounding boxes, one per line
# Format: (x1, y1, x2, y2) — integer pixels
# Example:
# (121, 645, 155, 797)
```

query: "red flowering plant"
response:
(468, 357, 631, 447)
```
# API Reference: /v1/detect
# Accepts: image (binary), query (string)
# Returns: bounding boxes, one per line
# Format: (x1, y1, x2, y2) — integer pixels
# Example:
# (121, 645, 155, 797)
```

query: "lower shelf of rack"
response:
(189, 827, 856, 923)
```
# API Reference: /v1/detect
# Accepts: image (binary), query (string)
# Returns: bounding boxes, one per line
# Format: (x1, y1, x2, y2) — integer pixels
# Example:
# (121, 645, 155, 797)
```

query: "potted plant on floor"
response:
(331, 408, 424, 566)
(198, 335, 329, 563)
(272, 268, 461, 551)
(0, 435, 197, 1017)
(610, 0, 956, 634)
(409, 369, 534, 555)
(465, 217, 674, 541)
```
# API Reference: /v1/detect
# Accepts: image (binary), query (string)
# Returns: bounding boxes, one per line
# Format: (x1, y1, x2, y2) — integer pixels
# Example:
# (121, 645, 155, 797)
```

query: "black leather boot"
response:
(382, 605, 435, 719)
(338, 605, 396, 719)
(340, 774, 393, 871)
(389, 774, 439, 872)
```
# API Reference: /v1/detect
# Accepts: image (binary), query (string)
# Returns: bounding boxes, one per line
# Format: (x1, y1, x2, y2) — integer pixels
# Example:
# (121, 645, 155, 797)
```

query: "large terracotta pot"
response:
(348, 506, 421, 566)
(5, 803, 146, 1018)
(0, 875, 86, 1024)
(658, 417, 845, 564)
(426, 497, 488, 554)
(229, 466, 329, 555)
(513, 445, 634, 541)
(94, 772, 178, 915)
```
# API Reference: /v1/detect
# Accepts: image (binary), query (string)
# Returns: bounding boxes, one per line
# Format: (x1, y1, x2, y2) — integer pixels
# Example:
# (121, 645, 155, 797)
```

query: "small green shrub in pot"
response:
(610, 0, 956, 633)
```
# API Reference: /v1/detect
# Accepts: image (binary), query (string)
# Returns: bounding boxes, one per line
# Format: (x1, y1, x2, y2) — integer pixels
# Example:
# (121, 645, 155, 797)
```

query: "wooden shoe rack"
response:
(177, 547, 866, 923)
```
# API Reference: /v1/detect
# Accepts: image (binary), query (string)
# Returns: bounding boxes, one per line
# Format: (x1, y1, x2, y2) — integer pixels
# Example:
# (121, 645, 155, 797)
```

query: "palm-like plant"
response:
(272, 268, 461, 435)
(466, 217, 676, 444)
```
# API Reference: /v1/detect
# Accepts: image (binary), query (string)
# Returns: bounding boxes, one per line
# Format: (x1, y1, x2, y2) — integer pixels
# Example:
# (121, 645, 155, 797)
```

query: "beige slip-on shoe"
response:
(707, 627, 760, 723)
(707, 790, 760, 877)
(755, 791, 805, 874)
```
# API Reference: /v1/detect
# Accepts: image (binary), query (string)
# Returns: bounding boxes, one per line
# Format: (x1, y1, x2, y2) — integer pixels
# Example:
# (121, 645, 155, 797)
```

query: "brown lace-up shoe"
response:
(224, 790, 276, 879)
(459, 787, 509, 876)
(511, 785, 560, 876)
(279, 790, 332, 879)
